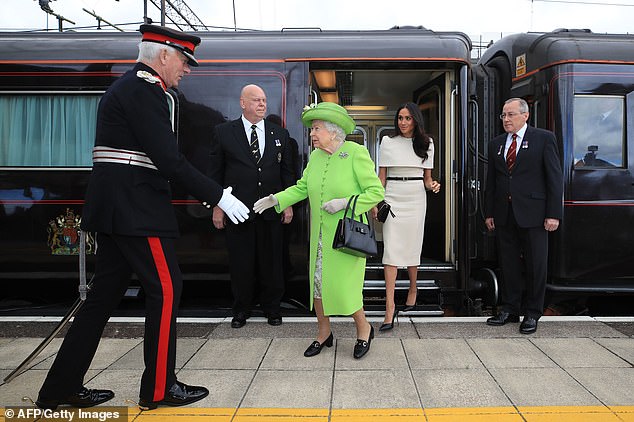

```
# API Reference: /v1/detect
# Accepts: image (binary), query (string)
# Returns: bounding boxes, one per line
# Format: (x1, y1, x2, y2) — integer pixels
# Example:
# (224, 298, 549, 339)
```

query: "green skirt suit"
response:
(274, 141, 384, 316)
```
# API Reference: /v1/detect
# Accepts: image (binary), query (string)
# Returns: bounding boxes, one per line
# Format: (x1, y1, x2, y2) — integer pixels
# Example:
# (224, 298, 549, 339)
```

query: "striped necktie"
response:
(506, 133, 517, 172)
(250, 124, 261, 162)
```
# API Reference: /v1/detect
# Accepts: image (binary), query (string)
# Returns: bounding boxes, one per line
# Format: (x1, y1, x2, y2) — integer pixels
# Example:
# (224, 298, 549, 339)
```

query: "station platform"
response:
(1, 316, 633, 421)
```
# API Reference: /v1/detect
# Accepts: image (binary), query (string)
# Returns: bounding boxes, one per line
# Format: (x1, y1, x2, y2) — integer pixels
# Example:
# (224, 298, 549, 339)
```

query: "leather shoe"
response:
(231, 312, 248, 328)
(36, 387, 114, 410)
(353, 325, 374, 359)
(520, 316, 538, 334)
(304, 332, 333, 357)
(486, 311, 520, 326)
(139, 381, 209, 410)
(267, 314, 283, 326)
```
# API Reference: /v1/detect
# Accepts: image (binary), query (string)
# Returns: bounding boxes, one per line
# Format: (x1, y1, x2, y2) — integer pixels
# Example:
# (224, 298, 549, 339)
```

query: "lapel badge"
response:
(277, 152, 282, 163)
(275, 139, 281, 147)
(521, 139, 529, 149)
(497, 145, 504, 156)
(339, 152, 349, 159)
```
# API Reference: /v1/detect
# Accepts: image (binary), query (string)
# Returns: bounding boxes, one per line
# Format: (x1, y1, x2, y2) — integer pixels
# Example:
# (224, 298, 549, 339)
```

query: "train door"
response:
(308, 67, 458, 312)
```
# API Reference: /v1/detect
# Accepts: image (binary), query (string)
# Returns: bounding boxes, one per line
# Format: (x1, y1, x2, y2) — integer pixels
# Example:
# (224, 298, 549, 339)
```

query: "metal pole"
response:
(161, 0, 166, 26)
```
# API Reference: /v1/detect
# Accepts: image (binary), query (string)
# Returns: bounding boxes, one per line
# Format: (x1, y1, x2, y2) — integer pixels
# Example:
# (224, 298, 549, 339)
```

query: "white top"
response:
(379, 135, 434, 169)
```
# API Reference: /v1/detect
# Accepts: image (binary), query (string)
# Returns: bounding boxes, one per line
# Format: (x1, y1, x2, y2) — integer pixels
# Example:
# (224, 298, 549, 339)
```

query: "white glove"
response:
(217, 186, 250, 224)
(253, 194, 279, 214)
(322, 198, 348, 214)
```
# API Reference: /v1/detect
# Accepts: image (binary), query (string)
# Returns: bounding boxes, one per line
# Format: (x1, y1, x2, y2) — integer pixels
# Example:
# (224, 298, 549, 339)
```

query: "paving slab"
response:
(593, 338, 634, 364)
(260, 338, 335, 370)
(332, 369, 420, 409)
(184, 338, 270, 370)
(0, 338, 62, 370)
(489, 368, 602, 406)
(567, 367, 634, 405)
(403, 338, 484, 369)
(176, 368, 256, 408)
(412, 368, 511, 408)
(530, 338, 631, 368)
(240, 369, 332, 408)
(335, 338, 407, 370)
(467, 338, 555, 368)
(87, 369, 142, 407)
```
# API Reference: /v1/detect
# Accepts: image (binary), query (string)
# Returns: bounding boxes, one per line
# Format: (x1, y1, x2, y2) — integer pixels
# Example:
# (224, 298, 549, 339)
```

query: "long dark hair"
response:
(393, 102, 431, 162)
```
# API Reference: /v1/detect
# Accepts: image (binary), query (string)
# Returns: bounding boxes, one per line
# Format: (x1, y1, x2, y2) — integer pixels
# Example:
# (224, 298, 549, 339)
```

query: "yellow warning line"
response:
(127, 406, 634, 421)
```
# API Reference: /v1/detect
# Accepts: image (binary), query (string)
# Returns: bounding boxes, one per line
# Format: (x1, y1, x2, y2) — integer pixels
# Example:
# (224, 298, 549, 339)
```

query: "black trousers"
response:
(496, 207, 548, 318)
(226, 217, 284, 316)
(38, 234, 182, 402)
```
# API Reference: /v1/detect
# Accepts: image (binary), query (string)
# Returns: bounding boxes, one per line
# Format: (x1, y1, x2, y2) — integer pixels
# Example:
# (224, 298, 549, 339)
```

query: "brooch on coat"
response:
(338, 152, 349, 159)
(136, 71, 160, 85)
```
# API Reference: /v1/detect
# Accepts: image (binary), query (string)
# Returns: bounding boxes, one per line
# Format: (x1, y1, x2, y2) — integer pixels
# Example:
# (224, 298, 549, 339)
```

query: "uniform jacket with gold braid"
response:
(210, 118, 296, 221)
(82, 62, 224, 237)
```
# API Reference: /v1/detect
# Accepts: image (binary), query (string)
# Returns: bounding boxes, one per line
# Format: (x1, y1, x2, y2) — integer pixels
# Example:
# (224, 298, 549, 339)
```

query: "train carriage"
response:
(0, 28, 472, 314)
(473, 29, 634, 301)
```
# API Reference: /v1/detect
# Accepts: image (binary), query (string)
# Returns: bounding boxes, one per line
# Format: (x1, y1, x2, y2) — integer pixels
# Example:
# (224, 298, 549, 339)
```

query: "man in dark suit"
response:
(35, 25, 250, 411)
(484, 97, 563, 334)
(211, 84, 296, 328)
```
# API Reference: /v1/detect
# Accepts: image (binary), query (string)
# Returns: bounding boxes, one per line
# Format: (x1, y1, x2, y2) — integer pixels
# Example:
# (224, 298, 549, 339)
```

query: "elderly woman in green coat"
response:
(254, 102, 384, 359)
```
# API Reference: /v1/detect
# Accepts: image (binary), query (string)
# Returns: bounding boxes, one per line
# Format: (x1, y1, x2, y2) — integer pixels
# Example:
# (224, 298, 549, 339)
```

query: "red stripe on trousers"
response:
(147, 237, 174, 402)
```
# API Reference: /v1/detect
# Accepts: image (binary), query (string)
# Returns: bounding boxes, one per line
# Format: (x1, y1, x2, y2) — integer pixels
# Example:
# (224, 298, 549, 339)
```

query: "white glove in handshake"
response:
(253, 194, 279, 214)
(322, 198, 348, 214)
(217, 186, 250, 224)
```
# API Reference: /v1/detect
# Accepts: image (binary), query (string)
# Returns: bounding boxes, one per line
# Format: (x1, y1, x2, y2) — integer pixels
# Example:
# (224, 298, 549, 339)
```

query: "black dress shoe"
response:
(520, 316, 538, 334)
(486, 312, 520, 326)
(267, 315, 283, 326)
(139, 381, 209, 410)
(36, 387, 114, 410)
(353, 325, 374, 359)
(379, 309, 399, 332)
(231, 312, 249, 328)
(304, 332, 333, 357)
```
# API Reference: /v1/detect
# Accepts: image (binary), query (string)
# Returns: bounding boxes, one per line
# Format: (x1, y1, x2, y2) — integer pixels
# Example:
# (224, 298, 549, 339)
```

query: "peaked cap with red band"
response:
(139, 24, 201, 67)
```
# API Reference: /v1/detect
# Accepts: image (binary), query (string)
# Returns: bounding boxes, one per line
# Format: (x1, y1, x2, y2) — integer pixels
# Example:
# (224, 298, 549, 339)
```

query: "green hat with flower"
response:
(301, 102, 356, 135)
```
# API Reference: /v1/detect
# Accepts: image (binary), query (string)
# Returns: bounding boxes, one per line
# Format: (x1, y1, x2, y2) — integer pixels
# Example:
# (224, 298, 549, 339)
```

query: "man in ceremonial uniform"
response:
(36, 24, 249, 410)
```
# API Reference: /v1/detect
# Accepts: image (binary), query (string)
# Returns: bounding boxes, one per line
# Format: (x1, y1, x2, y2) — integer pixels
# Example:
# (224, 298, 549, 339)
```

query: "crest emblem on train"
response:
(47, 208, 95, 255)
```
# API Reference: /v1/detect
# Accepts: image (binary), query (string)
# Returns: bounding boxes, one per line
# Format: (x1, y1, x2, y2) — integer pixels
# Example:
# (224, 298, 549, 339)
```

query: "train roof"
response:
(0, 28, 472, 65)
(478, 29, 634, 78)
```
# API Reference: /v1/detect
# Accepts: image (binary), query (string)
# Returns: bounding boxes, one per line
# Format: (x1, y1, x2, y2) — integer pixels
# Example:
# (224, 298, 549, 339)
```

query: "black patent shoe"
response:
(303, 332, 334, 357)
(379, 308, 399, 332)
(231, 312, 248, 328)
(267, 314, 283, 326)
(36, 387, 114, 410)
(353, 325, 375, 359)
(139, 381, 209, 410)
(520, 316, 538, 334)
(486, 311, 520, 326)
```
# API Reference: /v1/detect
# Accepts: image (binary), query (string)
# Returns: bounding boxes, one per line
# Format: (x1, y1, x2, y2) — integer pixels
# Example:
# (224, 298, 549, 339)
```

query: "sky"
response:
(1, 0, 633, 48)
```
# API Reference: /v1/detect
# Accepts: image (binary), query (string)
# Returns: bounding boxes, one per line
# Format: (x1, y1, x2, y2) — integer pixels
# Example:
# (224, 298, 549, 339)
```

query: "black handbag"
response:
(375, 200, 395, 223)
(332, 195, 378, 258)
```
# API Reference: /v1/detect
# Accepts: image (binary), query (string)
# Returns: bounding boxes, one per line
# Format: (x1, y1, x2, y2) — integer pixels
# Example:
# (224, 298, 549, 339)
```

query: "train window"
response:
(0, 94, 100, 167)
(573, 95, 625, 169)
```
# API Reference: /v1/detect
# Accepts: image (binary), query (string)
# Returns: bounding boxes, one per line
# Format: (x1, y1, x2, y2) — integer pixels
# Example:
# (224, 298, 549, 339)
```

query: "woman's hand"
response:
(427, 180, 441, 194)
(322, 198, 348, 214)
(253, 194, 278, 214)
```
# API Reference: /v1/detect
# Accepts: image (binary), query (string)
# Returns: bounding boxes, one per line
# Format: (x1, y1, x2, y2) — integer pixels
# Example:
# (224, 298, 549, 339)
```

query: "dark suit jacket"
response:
(485, 126, 563, 228)
(210, 118, 296, 221)
(82, 62, 224, 237)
